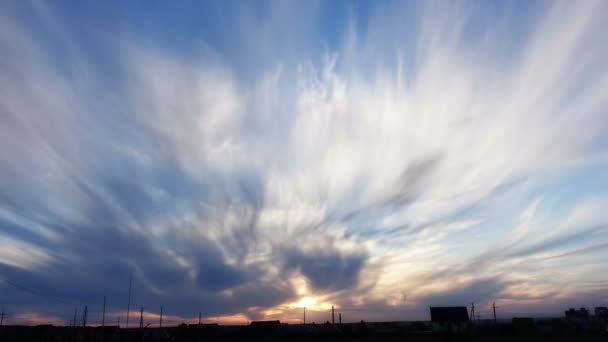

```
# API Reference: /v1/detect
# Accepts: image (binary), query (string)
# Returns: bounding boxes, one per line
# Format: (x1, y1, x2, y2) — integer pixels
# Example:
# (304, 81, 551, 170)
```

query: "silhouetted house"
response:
(430, 306, 470, 324)
(565, 307, 589, 322)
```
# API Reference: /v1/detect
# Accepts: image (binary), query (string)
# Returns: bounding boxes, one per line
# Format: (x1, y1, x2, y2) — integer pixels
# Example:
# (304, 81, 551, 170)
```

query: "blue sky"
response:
(1, 0, 608, 325)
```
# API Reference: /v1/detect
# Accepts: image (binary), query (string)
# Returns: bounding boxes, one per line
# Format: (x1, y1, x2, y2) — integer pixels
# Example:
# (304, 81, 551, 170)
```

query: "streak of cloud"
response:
(0, 0, 607, 323)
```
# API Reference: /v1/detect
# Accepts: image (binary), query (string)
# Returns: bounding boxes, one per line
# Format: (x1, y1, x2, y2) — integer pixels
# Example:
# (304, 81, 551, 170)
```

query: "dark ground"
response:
(1, 319, 606, 342)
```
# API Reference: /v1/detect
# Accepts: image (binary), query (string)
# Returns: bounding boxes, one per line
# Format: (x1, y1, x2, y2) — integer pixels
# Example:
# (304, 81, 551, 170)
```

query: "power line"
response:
(0, 277, 79, 305)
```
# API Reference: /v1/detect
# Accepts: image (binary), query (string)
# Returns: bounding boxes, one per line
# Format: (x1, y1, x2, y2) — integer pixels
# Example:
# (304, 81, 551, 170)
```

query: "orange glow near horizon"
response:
(5, 310, 252, 327)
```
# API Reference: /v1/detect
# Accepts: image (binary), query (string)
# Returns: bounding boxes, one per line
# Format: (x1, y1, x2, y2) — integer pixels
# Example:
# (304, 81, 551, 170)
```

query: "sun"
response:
(297, 296, 317, 308)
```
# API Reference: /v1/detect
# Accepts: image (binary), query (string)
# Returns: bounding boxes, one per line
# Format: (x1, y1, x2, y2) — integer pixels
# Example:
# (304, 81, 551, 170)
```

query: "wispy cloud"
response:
(0, 0, 607, 323)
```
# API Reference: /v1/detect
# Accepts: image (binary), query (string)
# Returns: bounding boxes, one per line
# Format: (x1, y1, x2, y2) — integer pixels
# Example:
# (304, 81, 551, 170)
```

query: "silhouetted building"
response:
(595, 307, 608, 319)
(565, 307, 589, 322)
(429, 306, 470, 324)
(250, 320, 281, 328)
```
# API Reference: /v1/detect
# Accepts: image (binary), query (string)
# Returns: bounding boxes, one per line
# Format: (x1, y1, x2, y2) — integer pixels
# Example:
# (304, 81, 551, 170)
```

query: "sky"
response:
(1, 0, 608, 326)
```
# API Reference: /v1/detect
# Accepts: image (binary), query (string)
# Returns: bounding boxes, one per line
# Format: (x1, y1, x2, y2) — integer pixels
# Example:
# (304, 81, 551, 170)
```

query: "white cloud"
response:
(0, 0, 607, 321)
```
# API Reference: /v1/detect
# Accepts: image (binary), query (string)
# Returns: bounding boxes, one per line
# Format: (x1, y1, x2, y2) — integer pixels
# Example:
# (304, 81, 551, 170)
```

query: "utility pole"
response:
(339, 313, 342, 324)
(72, 307, 78, 342)
(332, 306, 335, 324)
(1, 308, 4, 327)
(470, 302, 475, 322)
(139, 308, 143, 329)
(82, 305, 88, 327)
(126, 271, 132, 328)
(303, 307, 306, 325)
(198, 312, 201, 325)
(73, 308, 78, 328)
(117, 317, 120, 327)
(493, 302, 497, 324)
(159, 306, 163, 328)
(102, 295, 106, 327)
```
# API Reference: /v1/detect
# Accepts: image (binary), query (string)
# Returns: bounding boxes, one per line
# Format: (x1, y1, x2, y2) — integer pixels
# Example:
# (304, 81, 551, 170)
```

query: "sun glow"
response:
(297, 296, 316, 308)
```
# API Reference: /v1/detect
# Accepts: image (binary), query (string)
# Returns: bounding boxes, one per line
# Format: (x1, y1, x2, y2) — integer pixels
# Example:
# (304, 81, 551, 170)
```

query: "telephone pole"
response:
(82, 305, 88, 327)
(198, 312, 201, 325)
(339, 313, 342, 324)
(159, 306, 163, 328)
(332, 306, 335, 324)
(126, 271, 133, 328)
(493, 302, 497, 324)
(139, 308, 144, 329)
(303, 307, 306, 325)
(72, 308, 78, 328)
(470, 302, 475, 322)
(1, 308, 4, 326)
